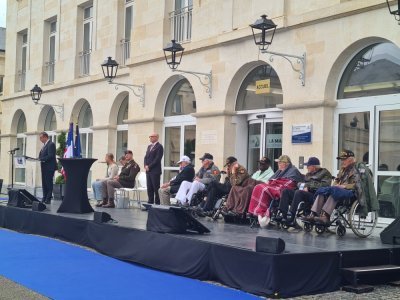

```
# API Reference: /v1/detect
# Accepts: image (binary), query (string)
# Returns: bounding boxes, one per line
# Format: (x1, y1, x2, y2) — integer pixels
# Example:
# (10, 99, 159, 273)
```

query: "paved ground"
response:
(0, 276, 48, 299)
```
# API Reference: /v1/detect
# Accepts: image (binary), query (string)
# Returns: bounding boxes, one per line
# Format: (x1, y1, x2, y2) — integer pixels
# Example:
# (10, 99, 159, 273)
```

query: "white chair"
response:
(130, 172, 147, 208)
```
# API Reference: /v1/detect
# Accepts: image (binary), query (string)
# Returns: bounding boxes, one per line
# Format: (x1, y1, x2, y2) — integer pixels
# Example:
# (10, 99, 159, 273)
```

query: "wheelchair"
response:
(273, 200, 312, 230)
(302, 198, 378, 238)
(248, 198, 280, 228)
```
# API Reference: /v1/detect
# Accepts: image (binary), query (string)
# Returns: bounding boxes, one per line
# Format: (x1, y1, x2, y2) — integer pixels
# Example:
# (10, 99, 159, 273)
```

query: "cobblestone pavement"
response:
(0, 276, 48, 300)
(289, 285, 400, 300)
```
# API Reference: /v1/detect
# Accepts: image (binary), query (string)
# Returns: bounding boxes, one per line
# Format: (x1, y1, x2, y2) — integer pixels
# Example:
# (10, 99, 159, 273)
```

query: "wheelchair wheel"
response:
(336, 225, 346, 237)
(348, 201, 378, 238)
(281, 222, 289, 230)
(303, 222, 313, 232)
(315, 224, 325, 234)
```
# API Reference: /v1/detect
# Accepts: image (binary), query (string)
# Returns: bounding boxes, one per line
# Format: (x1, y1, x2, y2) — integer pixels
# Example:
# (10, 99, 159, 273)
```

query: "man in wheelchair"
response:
(275, 156, 332, 226)
(302, 150, 358, 225)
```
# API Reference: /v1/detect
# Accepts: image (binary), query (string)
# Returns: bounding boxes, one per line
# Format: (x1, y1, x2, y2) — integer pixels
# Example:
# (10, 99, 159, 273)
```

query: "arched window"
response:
(16, 113, 27, 184)
(77, 102, 93, 158)
(337, 43, 400, 99)
(116, 95, 128, 159)
(164, 79, 196, 181)
(44, 108, 57, 143)
(236, 64, 283, 111)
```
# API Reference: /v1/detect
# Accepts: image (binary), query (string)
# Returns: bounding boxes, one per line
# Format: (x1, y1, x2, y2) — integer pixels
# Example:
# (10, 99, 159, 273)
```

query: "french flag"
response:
(64, 122, 74, 158)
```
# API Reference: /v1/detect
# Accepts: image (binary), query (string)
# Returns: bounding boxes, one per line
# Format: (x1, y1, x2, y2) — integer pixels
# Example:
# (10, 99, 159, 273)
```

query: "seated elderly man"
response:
(276, 157, 332, 225)
(175, 153, 220, 205)
(248, 155, 303, 224)
(199, 156, 248, 215)
(302, 150, 358, 224)
(98, 150, 140, 208)
(223, 156, 274, 216)
(92, 153, 119, 204)
(158, 155, 195, 205)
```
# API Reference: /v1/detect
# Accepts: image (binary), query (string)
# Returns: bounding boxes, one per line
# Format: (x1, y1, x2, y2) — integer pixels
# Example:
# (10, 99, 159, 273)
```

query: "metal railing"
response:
(169, 5, 193, 43)
(43, 61, 55, 84)
(120, 39, 131, 67)
(16, 70, 26, 91)
(79, 50, 91, 76)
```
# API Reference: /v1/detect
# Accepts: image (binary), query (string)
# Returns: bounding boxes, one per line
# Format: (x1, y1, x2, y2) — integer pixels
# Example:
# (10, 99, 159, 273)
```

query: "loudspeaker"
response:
(146, 205, 210, 234)
(94, 211, 113, 223)
(381, 217, 400, 244)
(7, 189, 39, 208)
(255, 236, 285, 254)
(32, 202, 47, 212)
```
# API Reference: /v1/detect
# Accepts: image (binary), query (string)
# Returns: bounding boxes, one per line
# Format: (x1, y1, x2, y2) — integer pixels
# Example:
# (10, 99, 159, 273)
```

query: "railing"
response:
(169, 5, 193, 43)
(16, 70, 26, 91)
(43, 61, 55, 84)
(120, 39, 131, 67)
(79, 50, 91, 76)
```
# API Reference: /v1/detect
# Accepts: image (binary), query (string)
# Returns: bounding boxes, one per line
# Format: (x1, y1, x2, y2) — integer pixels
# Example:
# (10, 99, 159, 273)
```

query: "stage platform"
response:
(1, 201, 400, 298)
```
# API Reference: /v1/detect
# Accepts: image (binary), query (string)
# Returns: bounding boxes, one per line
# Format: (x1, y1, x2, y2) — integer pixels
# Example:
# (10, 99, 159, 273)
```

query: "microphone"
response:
(13, 147, 20, 151)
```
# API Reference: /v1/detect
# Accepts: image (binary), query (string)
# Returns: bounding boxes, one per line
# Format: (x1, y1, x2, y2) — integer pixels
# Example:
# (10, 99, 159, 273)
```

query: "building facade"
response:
(1, 0, 400, 222)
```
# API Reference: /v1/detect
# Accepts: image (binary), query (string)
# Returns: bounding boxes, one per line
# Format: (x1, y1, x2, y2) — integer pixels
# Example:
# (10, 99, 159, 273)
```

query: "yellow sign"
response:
(255, 79, 271, 94)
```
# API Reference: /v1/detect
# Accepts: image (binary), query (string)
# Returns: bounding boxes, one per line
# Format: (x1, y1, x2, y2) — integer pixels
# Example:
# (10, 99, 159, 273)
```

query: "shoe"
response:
(103, 199, 115, 208)
(301, 214, 315, 222)
(273, 214, 285, 223)
(43, 199, 51, 204)
(283, 215, 294, 224)
(227, 211, 238, 217)
(96, 199, 108, 207)
(314, 212, 330, 225)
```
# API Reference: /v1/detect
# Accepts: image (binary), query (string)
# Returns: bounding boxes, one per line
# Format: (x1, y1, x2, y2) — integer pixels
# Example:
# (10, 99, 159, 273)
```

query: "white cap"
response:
(177, 155, 191, 164)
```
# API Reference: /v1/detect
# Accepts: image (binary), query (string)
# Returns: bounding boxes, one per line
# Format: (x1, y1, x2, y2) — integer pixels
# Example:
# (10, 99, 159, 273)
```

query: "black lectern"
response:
(57, 158, 97, 213)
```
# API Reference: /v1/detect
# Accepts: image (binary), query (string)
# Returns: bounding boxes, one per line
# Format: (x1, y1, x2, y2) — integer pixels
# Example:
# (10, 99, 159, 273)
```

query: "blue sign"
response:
(292, 124, 312, 144)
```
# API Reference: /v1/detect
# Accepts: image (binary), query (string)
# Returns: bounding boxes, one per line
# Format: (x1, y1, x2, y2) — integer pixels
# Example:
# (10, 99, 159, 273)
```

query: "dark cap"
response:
(336, 150, 354, 160)
(224, 156, 237, 167)
(124, 150, 133, 155)
(304, 157, 320, 166)
(258, 156, 271, 164)
(199, 153, 213, 161)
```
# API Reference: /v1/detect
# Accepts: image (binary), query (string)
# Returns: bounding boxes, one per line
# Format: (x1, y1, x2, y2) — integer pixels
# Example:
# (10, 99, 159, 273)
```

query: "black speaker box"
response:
(8, 189, 39, 208)
(255, 236, 285, 254)
(146, 205, 210, 234)
(94, 211, 112, 223)
(381, 217, 400, 245)
(32, 202, 47, 212)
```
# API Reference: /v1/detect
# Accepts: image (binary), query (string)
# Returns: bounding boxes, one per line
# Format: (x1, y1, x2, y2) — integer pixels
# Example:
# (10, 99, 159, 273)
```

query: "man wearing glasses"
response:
(144, 133, 164, 205)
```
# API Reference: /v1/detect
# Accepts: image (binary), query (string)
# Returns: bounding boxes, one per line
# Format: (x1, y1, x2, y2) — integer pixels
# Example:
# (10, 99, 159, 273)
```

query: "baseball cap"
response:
(336, 150, 354, 160)
(274, 155, 291, 164)
(199, 153, 213, 161)
(177, 155, 191, 164)
(304, 157, 320, 166)
(224, 156, 237, 167)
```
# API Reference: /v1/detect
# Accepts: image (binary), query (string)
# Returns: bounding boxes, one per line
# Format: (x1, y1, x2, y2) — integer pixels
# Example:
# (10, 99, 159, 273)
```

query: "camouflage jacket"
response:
(303, 168, 332, 193)
(196, 162, 221, 185)
(334, 163, 357, 191)
(228, 163, 249, 186)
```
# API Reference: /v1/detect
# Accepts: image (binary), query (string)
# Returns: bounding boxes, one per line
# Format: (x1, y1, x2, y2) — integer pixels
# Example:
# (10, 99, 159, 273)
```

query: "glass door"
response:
(375, 105, 400, 220)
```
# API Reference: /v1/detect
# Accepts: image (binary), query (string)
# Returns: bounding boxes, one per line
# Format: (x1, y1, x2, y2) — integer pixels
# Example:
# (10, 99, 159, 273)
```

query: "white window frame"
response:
(15, 134, 27, 185)
(83, 6, 93, 52)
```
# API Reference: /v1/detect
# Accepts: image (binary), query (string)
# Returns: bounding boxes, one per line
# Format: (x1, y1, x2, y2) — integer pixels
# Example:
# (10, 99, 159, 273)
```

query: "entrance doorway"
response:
(247, 112, 282, 174)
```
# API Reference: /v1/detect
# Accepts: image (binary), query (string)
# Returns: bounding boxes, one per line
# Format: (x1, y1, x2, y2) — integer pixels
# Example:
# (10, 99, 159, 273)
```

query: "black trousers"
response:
(41, 168, 54, 202)
(146, 172, 161, 205)
(279, 189, 314, 217)
(203, 181, 231, 211)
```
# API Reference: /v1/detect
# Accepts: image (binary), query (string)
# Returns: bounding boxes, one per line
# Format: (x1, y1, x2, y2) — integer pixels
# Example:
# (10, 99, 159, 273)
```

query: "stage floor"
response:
(28, 200, 398, 254)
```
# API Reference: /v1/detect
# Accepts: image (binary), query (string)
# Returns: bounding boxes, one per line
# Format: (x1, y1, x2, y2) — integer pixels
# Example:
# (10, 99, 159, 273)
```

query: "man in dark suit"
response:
(144, 133, 164, 205)
(38, 132, 57, 204)
(158, 155, 195, 205)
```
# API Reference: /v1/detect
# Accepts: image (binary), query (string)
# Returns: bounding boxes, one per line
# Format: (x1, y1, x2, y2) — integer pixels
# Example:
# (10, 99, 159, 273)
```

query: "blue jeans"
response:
(92, 180, 104, 201)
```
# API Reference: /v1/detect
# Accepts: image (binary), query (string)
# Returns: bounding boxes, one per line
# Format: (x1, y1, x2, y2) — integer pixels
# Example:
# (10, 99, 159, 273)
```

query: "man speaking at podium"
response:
(38, 132, 57, 204)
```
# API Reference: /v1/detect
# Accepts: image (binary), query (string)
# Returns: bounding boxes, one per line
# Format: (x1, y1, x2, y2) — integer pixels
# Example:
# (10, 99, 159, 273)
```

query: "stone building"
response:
(1, 0, 400, 222)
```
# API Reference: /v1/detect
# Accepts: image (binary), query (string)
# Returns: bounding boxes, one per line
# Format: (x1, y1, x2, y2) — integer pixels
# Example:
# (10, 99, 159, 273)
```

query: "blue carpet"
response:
(0, 229, 256, 300)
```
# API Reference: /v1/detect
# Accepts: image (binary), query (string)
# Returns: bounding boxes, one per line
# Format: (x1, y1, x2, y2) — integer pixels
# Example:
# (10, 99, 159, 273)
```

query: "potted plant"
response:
(53, 132, 66, 200)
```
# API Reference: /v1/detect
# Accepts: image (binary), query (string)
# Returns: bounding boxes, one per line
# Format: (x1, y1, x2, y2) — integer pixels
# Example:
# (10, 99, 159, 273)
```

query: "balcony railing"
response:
(120, 39, 131, 67)
(43, 61, 55, 84)
(79, 50, 91, 76)
(16, 69, 26, 91)
(169, 5, 193, 43)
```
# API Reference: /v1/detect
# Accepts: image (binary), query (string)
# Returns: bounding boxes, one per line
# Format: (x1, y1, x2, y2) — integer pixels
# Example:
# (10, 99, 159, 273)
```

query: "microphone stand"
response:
(8, 148, 18, 189)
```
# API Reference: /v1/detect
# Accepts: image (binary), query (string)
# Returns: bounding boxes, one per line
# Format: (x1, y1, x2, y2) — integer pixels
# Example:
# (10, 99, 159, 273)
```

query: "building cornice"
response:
(124, 117, 164, 124)
(277, 100, 337, 110)
(91, 124, 117, 130)
(191, 110, 236, 118)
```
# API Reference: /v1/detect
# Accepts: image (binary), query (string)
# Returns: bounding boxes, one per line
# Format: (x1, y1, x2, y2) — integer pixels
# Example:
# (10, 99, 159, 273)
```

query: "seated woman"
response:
(224, 156, 274, 216)
(247, 155, 303, 225)
(92, 153, 119, 204)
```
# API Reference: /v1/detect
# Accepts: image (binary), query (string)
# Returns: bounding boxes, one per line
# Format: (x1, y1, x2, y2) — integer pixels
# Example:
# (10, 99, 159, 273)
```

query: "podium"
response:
(57, 158, 97, 214)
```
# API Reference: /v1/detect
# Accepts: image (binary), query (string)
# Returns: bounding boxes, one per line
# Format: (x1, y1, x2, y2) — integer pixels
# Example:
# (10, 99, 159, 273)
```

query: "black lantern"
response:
(250, 15, 277, 51)
(101, 56, 119, 82)
(386, 0, 400, 21)
(30, 84, 43, 103)
(163, 40, 185, 70)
